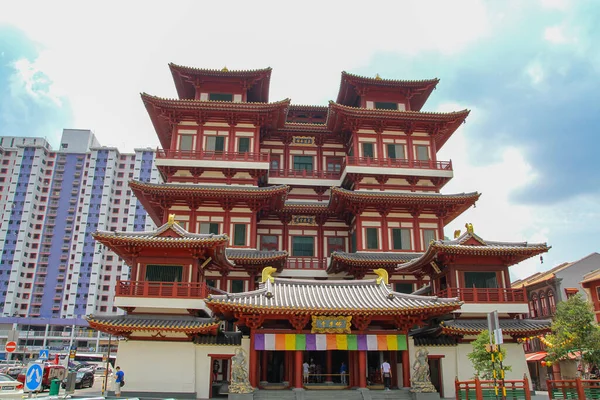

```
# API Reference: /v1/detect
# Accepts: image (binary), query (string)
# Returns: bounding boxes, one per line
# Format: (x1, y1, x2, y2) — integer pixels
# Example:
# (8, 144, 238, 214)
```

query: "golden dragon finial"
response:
(261, 266, 277, 284)
(373, 268, 389, 285)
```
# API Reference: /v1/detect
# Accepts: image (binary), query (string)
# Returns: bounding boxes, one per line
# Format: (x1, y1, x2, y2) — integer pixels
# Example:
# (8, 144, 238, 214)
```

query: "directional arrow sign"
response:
(25, 363, 43, 392)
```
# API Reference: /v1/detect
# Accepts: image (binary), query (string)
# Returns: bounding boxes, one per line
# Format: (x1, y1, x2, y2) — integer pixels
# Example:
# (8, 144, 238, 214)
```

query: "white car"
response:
(0, 374, 24, 398)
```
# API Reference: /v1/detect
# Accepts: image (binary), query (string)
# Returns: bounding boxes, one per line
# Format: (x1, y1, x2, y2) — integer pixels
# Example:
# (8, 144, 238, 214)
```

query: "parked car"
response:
(16, 364, 67, 391)
(2, 368, 21, 380)
(0, 373, 24, 398)
(61, 370, 94, 389)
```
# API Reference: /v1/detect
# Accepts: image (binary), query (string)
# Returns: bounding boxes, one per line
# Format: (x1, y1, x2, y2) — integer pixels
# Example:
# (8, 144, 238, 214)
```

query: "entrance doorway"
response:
(208, 354, 232, 399)
(428, 358, 443, 397)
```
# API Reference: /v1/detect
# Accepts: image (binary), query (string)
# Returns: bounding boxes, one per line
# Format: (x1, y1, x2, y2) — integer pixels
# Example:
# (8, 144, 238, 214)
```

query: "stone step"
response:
(254, 389, 297, 400)
(370, 389, 413, 400)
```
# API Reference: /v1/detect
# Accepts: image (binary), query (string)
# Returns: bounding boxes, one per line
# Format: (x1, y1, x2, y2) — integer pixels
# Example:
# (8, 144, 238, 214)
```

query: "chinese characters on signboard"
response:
(292, 136, 315, 146)
(311, 316, 352, 334)
(290, 215, 316, 226)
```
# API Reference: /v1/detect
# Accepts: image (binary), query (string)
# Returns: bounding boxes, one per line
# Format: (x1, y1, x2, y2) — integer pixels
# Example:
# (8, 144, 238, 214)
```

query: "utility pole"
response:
(102, 334, 112, 396)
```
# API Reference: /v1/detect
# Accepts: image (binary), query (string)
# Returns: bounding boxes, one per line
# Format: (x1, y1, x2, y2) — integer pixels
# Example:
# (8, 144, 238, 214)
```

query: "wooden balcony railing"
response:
(116, 280, 210, 299)
(437, 287, 527, 303)
(347, 157, 452, 170)
(286, 257, 328, 270)
(269, 169, 343, 180)
(156, 149, 270, 162)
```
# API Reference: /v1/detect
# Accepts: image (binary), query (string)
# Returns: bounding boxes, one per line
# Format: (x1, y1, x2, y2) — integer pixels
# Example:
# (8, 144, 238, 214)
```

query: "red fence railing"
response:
(347, 157, 452, 170)
(455, 376, 531, 399)
(156, 149, 270, 162)
(438, 287, 527, 303)
(547, 378, 600, 399)
(286, 257, 327, 270)
(269, 169, 342, 180)
(116, 280, 209, 298)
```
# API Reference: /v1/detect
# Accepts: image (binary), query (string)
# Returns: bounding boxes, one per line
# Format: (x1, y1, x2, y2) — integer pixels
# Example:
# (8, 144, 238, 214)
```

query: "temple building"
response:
(87, 64, 552, 399)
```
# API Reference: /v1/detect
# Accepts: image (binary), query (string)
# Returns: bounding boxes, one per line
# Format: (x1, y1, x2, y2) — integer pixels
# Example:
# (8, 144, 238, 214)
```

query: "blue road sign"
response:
(25, 363, 43, 392)
(38, 349, 49, 360)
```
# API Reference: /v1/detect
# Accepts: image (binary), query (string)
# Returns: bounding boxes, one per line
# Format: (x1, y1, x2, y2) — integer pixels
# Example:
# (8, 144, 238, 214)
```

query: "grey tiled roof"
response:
(332, 252, 423, 265)
(441, 318, 552, 335)
(86, 314, 217, 331)
(413, 335, 457, 347)
(226, 249, 288, 264)
(206, 277, 461, 315)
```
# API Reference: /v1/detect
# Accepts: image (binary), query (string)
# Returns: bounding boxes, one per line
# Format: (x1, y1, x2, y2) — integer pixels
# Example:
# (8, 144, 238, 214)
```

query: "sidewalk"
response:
(532, 391, 548, 399)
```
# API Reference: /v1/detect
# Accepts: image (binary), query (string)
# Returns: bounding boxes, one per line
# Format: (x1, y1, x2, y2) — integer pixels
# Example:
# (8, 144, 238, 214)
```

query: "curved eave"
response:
(92, 234, 229, 248)
(228, 254, 289, 266)
(327, 252, 422, 274)
(440, 325, 551, 337)
(87, 319, 220, 335)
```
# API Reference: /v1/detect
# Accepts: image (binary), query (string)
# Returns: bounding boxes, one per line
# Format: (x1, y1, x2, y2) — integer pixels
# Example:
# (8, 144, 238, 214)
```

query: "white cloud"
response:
(525, 62, 545, 85)
(544, 25, 568, 44)
(539, 0, 570, 10)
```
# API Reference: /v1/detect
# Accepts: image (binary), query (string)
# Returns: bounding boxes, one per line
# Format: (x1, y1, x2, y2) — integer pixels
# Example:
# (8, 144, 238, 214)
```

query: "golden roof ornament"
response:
(375, 73, 382, 80)
(373, 268, 389, 285)
(167, 214, 176, 226)
(261, 266, 277, 284)
(221, 66, 229, 72)
(465, 222, 474, 234)
(454, 229, 461, 239)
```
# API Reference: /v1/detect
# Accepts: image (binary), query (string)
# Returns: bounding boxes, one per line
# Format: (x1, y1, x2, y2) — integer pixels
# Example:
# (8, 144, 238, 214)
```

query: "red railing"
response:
(455, 375, 531, 399)
(437, 287, 527, 303)
(156, 149, 270, 162)
(286, 257, 327, 270)
(547, 378, 600, 399)
(346, 156, 452, 170)
(269, 169, 343, 180)
(116, 280, 209, 299)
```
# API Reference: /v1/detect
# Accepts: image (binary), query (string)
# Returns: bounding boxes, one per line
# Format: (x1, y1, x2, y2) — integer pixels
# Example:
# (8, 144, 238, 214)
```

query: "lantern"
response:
(541, 361, 547, 367)
(546, 361, 553, 367)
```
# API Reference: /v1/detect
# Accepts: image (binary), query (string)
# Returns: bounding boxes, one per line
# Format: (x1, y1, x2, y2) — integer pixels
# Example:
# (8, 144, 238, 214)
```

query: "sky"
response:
(0, 0, 598, 280)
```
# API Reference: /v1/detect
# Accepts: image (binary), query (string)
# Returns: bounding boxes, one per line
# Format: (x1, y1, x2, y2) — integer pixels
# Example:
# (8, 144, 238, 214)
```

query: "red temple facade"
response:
(87, 64, 552, 399)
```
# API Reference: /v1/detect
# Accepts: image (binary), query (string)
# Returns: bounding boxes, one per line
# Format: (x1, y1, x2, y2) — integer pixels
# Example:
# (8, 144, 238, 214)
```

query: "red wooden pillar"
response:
(352, 133, 359, 158)
(261, 351, 268, 382)
(197, 127, 204, 153)
(348, 352, 355, 387)
(390, 350, 398, 389)
(407, 134, 414, 167)
(294, 350, 303, 389)
(250, 212, 257, 248)
(381, 213, 389, 251)
(249, 331, 258, 388)
(326, 350, 332, 382)
(358, 350, 367, 388)
(402, 350, 410, 388)
(356, 216, 363, 251)
(130, 256, 138, 281)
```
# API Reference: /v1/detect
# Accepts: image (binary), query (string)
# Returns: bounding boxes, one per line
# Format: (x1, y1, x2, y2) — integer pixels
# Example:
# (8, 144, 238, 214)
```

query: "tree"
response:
(467, 329, 512, 379)
(546, 293, 600, 365)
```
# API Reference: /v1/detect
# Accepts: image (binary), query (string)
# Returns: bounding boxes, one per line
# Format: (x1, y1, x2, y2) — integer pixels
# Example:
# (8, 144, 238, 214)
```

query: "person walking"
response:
(114, 366, 125, 397)
(303, 360, 310, 384)
(381, 360, 391, 391)
(340, 362, 348, 385)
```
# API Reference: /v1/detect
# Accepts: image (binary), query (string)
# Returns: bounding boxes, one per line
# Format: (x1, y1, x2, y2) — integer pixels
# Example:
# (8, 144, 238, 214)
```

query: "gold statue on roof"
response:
(454, 229, 461, 239)
(167, 214, 176, 226)
(375, 73, 382, 80)
(465, 223, 474, 234)
(373, 268, 389, 285)
(261, 266, 277, 284)
(221, 66, 229, 72)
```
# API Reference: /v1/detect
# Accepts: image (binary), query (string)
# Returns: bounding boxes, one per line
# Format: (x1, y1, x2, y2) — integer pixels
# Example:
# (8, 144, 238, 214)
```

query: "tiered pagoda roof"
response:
(399, 226, 551, 275)
(328, 252, 423, 277)
(86, 314, 220, 337)
(336, 71, 439, 111)
(440, 318, 552, 338)
(169, 63, 272, 102)
(226, 248, 288, 271)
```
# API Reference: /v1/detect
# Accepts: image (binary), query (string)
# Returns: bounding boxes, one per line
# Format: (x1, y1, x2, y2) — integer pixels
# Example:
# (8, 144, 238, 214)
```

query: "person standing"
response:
(303, 360, 309, 384)
(340, 362, 348, 385)
(115, 366, 125, 397)
(381, 359, 391, 391)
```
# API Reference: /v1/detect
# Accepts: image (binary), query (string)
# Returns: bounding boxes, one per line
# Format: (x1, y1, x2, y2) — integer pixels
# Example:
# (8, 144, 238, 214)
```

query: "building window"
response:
(292, 237, 314, 257)
(540, 292, 548, 316)
(327, 159, 343, 172)
(209, 93, 233, 102)
(206, 136, 225, 152)
(464, 272, 498, 289)
(179, 135, 194, 151)
(200, 223, 219, 235)
(548, 290, 556, 314)
(416, 145, 429, 161)
(392, 228, 411, 250)
(260, 235, 278, 251)
(387, 144, 405, 159)
(327, 237, 344, 255)
(270, 159, 279, 170)
(231, 280, 245, 293)
(530, 294, 539, 317)
(394, 283, 414, 294)
(362, 143, 374, 158)
(423, 229, 436, 248)
(233, 224, 246, 246)
(238, 138, 250, 153)
(293, 156, 313, 171)
(374, 101, 398, 110)
(365, 228, 378, 250)
(145, 265, 183, 282)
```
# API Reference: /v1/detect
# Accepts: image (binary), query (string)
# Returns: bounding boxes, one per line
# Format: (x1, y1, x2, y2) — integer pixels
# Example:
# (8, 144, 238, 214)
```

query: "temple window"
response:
(463, 271, 498, 289)
(270, 159, 279, 170)
(365, 228, 379, 249)
(199, 223, 219, 235)
(540, 292, 548, 316)
(145, 265, 182, 282)
(416, 145, 430, 161)
(206, 136, 225, 152)
(292, 236, 314, 257)
(231, 280, 245, 293)
(293, 156, 313, 171)
(238, 138, 250, 153)
(327, 237, 344, 255)
(326, 158, 343, 172)
(392, 228, 411, 250)
(387, 144, 405, 159)
(531, 294, 540, 317)
(394, 282, 414, 294)
(208, 93, 233, 102)
(233, 224, 246, 246)
(548, 290, 556, 313)
(206, 279, 217, 289)
(422, 229, 436, 248)
(260, 235, 278, 251)
(374, 101, 398, 110)
(178, 134, 194, 151)
(362, 143, 375, 158)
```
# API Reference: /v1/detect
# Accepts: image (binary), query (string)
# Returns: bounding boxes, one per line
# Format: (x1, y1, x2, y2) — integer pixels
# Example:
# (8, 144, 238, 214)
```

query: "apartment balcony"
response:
(286, 257, 327, 270)
(437, 287, 528, 314)
(155, 149, 270, 172)
(114, 280, 214, 314)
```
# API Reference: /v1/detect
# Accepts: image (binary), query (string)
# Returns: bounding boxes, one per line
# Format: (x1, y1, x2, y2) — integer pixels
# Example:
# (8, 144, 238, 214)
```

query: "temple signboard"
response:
(311, 316, 352, 334)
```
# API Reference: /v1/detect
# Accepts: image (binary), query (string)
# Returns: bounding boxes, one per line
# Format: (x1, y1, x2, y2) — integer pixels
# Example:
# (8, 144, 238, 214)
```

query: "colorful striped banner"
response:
(254, 334, 406, 351)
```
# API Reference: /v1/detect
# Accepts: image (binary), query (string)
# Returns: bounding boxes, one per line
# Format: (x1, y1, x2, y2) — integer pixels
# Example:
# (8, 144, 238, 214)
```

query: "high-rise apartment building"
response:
(0, 129, 159, 359)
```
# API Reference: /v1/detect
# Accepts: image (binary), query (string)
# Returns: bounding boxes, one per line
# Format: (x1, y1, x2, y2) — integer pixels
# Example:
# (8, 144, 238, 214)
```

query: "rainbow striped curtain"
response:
(254, 334, 407, 351)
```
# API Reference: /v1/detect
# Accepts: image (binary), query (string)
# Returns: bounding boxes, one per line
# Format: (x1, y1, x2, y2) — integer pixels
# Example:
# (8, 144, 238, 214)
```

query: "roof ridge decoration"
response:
(341, 71, 440, 85)
(169, 62, 273, 75)
(328, 101, 471, 117)
(141, 92, 291, 106)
